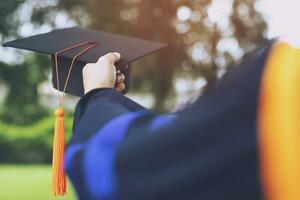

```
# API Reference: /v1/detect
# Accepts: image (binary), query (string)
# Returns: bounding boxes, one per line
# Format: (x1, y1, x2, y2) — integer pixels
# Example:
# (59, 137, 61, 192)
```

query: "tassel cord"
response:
(52, 42, 98, 196)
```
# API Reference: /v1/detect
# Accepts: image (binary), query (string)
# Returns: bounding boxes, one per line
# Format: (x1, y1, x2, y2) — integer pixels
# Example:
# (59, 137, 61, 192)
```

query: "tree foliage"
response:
(0, 0, 50, 124)
(0, 55, 49, 124)
(0, 0, 267, 124)
(55, 0, 267, 110)
(0, 0, 25, 36)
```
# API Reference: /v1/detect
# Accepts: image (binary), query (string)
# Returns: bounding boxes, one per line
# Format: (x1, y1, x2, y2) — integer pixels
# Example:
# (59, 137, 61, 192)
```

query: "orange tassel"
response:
(51, 42, 97, 195)
(52, 108, 66, 196)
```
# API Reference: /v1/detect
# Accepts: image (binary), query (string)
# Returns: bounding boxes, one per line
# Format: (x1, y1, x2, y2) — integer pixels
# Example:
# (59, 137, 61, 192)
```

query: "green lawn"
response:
(0, 165, 77, 200)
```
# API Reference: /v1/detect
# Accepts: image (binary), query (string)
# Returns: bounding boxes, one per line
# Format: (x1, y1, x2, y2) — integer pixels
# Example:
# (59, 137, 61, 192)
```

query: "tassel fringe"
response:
(52, 108, 66, 196)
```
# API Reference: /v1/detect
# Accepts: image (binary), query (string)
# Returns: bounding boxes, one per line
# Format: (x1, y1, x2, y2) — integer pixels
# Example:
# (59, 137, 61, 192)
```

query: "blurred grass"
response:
(0, 165, 76, 200)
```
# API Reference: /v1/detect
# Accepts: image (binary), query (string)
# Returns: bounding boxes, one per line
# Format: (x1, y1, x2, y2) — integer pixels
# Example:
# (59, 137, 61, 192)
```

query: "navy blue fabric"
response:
(69, 88, 146, 145)
(65, 88, 177, 200)
(149, 115, 177, 132)
(65, 41, 273, 200)
(84, 111, 152, 200)
(84, 111, 148, 199)
(116, 42, 271, 200)
(65, 144, 84, 199)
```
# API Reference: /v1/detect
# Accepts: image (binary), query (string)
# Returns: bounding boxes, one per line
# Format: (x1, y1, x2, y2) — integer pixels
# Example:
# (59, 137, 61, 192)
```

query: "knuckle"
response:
(116, 73, 124, 83)
(82, 64, 91, 74)
(107, 53, 117, 62)
(98, 56, 108, 63)
(98, 54, 111, 63)
(103, 53, 113, 60)
(98, 52, 120, 64)
(119, 83, 125, 90)
(84, 63, 92, 68)
(106, 52, 120, 63)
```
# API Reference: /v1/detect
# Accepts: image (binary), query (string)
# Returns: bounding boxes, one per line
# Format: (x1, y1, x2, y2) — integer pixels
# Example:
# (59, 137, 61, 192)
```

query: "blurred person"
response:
(65, 40, 300, 200)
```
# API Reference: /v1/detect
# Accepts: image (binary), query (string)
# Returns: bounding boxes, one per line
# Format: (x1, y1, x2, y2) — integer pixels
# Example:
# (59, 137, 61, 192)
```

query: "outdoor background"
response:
(0, 0, 298, 199)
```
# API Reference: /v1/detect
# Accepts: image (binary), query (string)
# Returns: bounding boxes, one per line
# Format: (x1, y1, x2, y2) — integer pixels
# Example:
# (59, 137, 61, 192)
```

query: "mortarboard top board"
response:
(2, 27, 167, 96)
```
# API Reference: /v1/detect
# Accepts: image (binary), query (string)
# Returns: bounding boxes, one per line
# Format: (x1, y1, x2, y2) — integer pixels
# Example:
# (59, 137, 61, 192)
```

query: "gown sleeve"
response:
(65, 41, 273, 200)
(65, 88, 177, 200)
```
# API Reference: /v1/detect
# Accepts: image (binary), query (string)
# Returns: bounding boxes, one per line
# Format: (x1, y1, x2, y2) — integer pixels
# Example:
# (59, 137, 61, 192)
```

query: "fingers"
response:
(115, 72, 126, 92)
(115, 82, 125, 92)
(87, 51, 126, 93)
(116, 72, 125, 83)
(82, 52, 124, 94)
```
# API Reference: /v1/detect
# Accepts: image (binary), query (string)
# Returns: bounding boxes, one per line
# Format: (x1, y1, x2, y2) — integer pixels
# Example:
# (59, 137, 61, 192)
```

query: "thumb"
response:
(97, 52, 121, 64)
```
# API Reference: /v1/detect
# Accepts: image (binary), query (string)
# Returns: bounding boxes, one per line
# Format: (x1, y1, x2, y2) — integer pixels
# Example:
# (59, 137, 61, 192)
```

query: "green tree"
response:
(0, 55, 49, 124)
(55, 0, 267, 111)
(0, 0, 267, 124)
(0, 0, 25, 36)
(0, 0, 51, 124)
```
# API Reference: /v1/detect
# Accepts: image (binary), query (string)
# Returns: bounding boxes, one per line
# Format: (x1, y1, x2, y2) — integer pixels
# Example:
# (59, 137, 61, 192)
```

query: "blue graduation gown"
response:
(64, 42, 272, 200)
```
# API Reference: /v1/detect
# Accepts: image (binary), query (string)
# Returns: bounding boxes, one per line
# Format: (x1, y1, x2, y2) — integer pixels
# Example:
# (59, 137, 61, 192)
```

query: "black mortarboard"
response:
(3, 27, 167, 96)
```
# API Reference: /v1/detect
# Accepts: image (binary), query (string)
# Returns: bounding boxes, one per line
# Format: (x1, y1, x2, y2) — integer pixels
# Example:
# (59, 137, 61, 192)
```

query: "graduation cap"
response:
(2, 27, 167, 196)
(3, 27, 167, 96)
